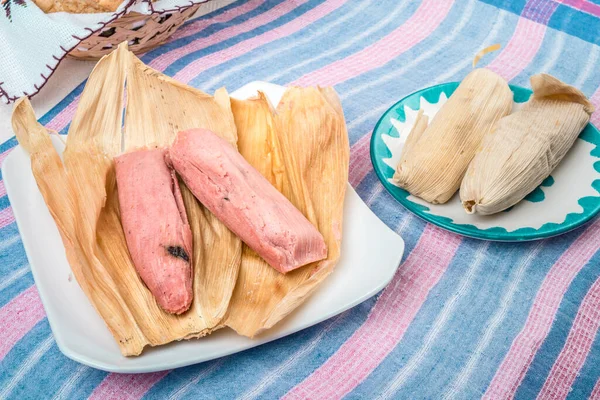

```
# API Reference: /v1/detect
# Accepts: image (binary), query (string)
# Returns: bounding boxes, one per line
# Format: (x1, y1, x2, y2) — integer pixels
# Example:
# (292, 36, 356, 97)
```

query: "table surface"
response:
(2, 0, 600, 399)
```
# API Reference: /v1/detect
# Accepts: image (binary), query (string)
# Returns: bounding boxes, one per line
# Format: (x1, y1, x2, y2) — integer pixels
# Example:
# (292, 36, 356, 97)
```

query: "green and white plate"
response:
(370, 82, 600, 241)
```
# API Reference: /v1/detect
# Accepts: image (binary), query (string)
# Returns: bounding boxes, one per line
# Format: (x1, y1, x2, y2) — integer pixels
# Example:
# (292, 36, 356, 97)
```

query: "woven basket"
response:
(68, 4, 200, 60)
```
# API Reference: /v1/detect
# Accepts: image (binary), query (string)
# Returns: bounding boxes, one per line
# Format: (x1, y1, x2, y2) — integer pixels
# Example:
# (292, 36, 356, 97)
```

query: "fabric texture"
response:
(2, 0, 600, 398)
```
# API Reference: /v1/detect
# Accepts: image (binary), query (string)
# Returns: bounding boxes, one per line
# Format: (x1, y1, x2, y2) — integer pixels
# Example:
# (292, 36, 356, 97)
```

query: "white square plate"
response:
(3, 82, 404, 373)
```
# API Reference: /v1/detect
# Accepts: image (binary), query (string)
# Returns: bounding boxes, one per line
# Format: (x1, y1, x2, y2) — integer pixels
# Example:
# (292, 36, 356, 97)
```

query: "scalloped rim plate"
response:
(370, 82, 600, 241)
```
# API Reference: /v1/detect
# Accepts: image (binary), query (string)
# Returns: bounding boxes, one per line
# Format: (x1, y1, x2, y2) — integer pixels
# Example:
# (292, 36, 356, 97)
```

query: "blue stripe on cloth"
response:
(550, 5, 600, 46)
(0, 271, 33, 310)
(193, 0, 256, 20)
(478, 0, 600, 45)
(0, 196, 10, 211)
(168, 0, 327, 79)
(142, 359, 223, 399)
(354, 170, 425, 254)
(478, 0, 527, 16)
(0, 319, 53, 399)
(567, 325, 600, 399)
(514, 250, 600, 399)
(0, 137, 17, 153)
(192, 0, 419, 93)
(0, 223, 32, 308)
(575, 44, 600, 97)
(356, 170, 427, 257)
(54, 365, 108, 400)
(11, 324, 86, 399)
(354, 169, 383, 196)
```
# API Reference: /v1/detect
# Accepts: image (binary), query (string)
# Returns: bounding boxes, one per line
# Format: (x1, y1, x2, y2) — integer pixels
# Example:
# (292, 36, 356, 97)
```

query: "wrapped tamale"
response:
(12, 43, 241, 356)
(225, 87, 349, 337)
(115, 149, 193, 314)
(460, 74, 595, 215)
(168, 128, 328, 274)
(393, 69, 513, 204)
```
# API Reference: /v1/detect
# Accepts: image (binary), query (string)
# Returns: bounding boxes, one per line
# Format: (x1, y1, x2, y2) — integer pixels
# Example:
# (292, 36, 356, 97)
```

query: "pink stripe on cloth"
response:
(486, 17, 547, 82)
(538, 275, 600, 400)
(0, 285, 46, 360)
(149, 0, 307, 72)
(168, 0, 266, 41)
(0, 207, 15, 230)
(283, 225, 461, 399)
(590, 87, 600, 128)
(0, 181, 6, 198)
(291, 0, 454, 87)
(44, 95, 80, 133)
(0, 147, 13, 166)
(592, 378, 600, 400)
(484, 220, 600, 399)
(173, 0, 349, 83)
(555, 0, 600, 18)
(349, 133, 372, 187)
(89, 371, 170, 400)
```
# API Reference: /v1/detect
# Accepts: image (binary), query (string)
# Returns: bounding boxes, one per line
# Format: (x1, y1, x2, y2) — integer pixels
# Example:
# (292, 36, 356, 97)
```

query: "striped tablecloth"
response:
(2, 0, 600, 398)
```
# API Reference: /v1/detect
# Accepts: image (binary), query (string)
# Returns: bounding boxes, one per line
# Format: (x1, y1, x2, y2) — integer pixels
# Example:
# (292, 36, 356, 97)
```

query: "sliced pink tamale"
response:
(168, 128, 327, 274)
(115, 148, 193, 314)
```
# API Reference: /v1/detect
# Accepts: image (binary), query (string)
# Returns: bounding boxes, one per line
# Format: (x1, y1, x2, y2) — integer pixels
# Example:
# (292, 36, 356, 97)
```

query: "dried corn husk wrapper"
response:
(11, 43, 242, 356)
(393, 68, 513, 204)
(460, 73, 595, 215)
(226, 87, 349, 337)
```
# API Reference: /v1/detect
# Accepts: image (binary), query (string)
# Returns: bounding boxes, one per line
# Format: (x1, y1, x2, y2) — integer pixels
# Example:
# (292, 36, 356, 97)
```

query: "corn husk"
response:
(393, 68, 513, 204)
(460, 74, 595, 215)
(472, 44, 501, 68)
(121, 55, 241, 332)
(225, 87, 349, 337)
(12, 43, 241, 356)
